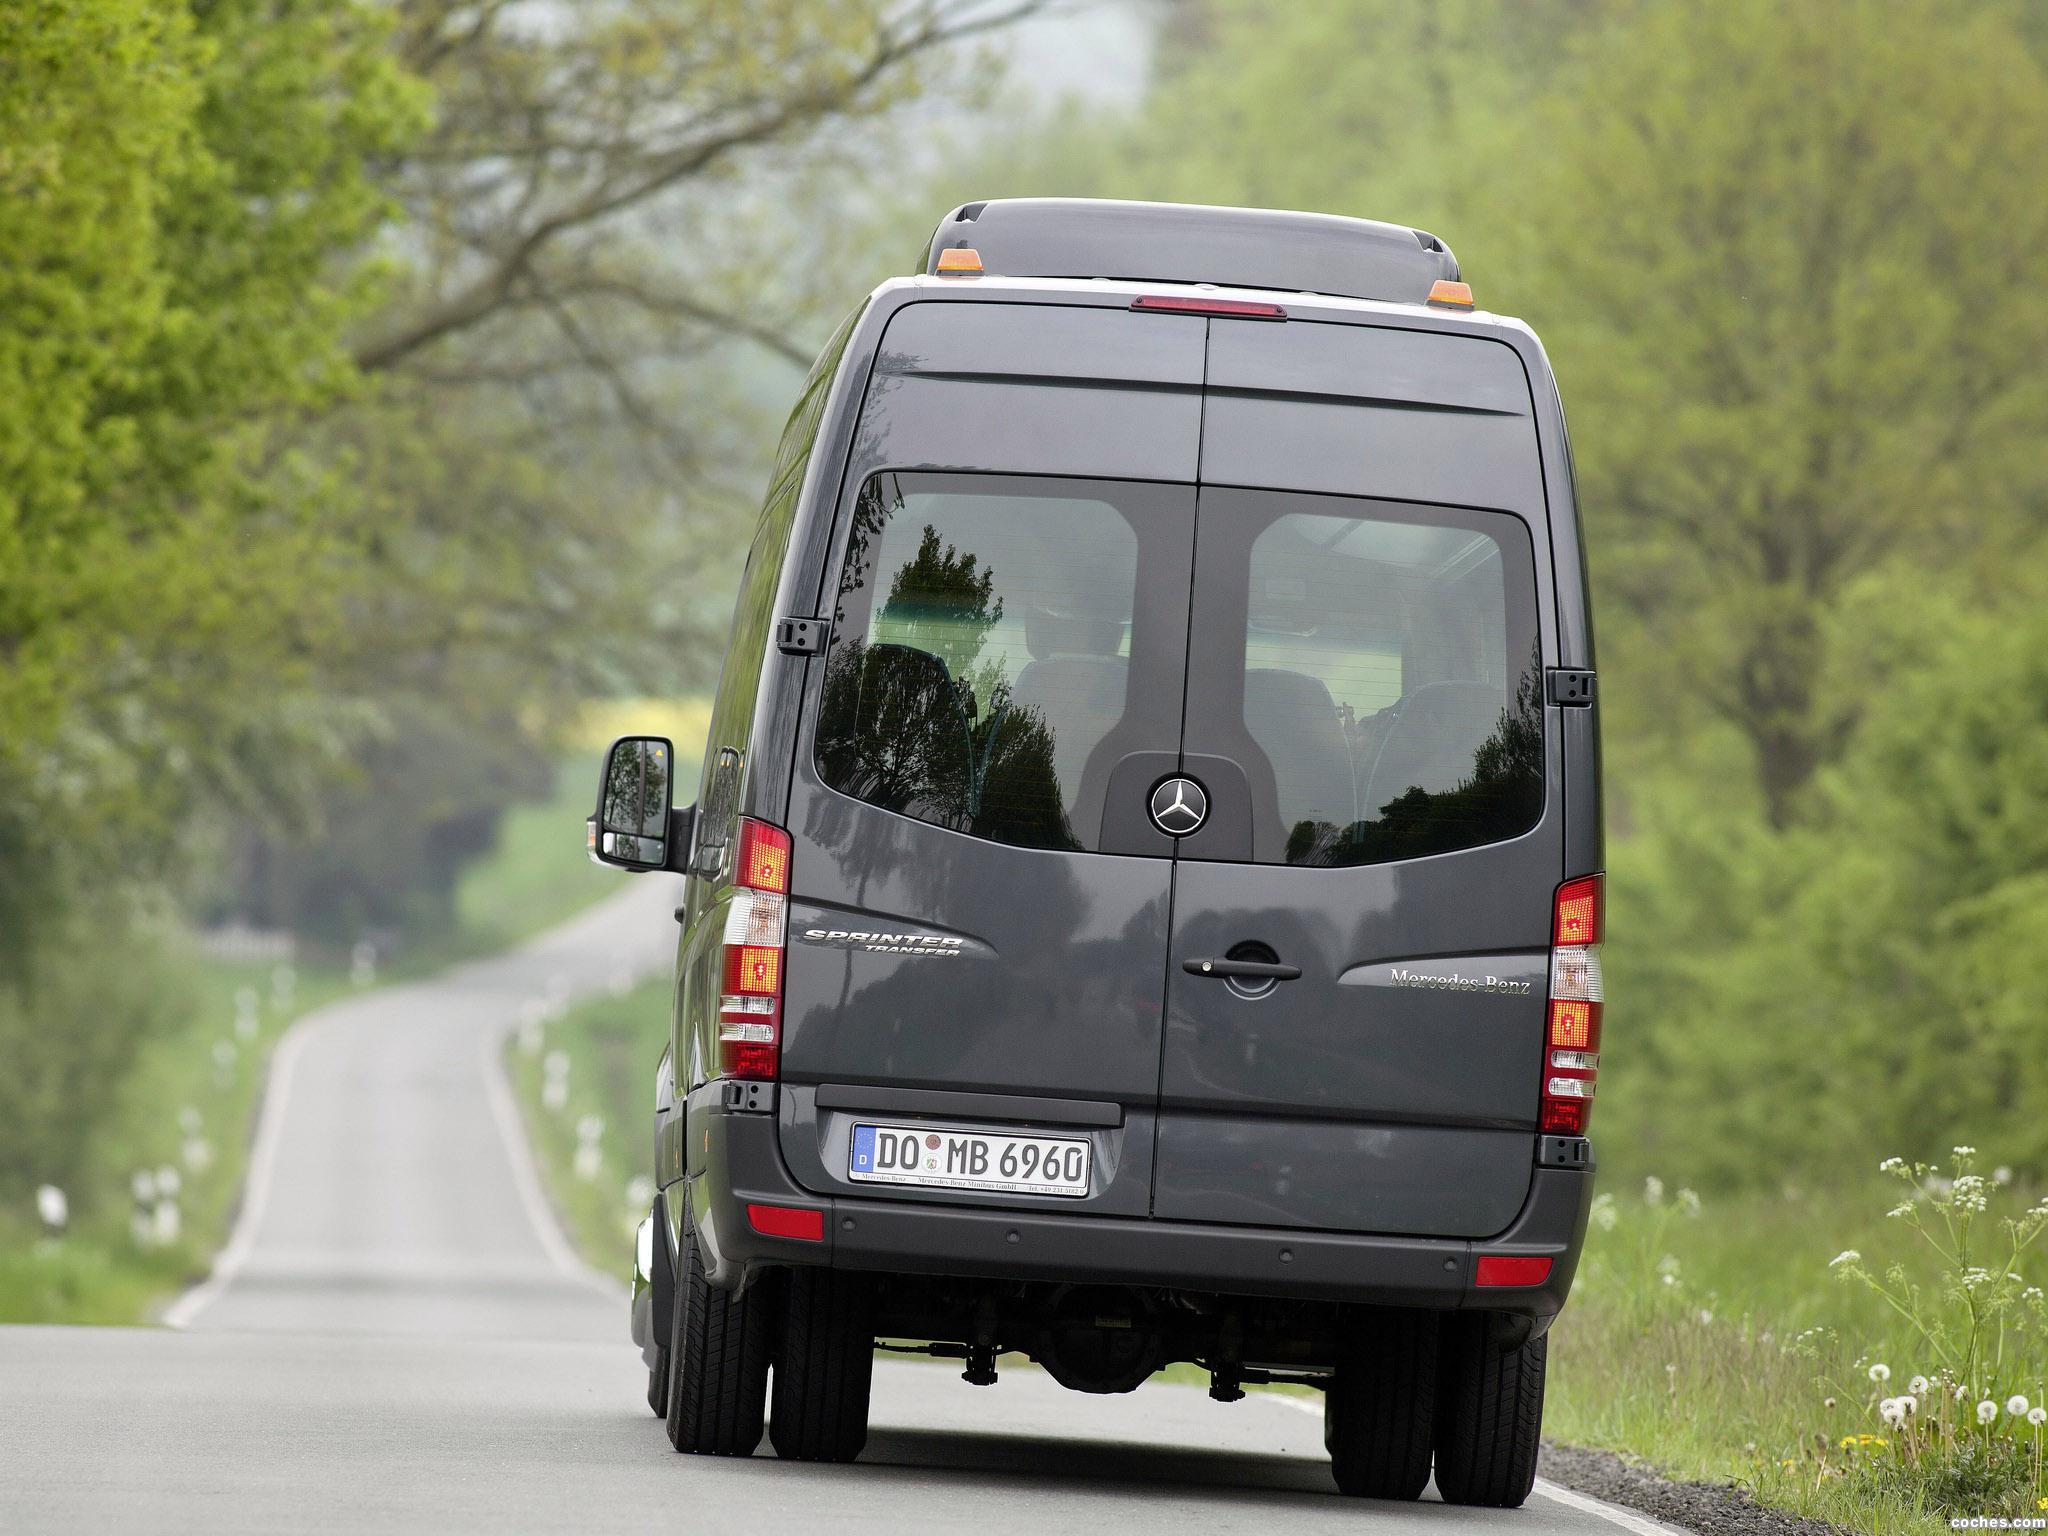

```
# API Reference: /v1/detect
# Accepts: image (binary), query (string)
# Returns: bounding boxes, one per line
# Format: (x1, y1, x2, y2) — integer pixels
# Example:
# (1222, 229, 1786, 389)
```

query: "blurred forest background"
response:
(3, 0, 2045, 1282)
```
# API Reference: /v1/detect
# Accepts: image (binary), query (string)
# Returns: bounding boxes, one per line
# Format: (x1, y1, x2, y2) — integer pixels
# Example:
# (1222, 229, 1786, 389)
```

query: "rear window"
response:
(1218, 499, 1543, 866)
(815, 472, 1190, 851)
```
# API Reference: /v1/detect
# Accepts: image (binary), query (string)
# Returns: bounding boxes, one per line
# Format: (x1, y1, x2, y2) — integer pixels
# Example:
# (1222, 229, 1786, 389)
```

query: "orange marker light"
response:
(936, 246, 983, 275)
(1426, 279, 1475, 309)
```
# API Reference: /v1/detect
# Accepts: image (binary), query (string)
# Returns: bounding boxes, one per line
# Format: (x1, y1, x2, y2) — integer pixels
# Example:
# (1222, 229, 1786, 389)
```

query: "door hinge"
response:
(775, 616, 829, 656)
(1546, 668, 1596, 707)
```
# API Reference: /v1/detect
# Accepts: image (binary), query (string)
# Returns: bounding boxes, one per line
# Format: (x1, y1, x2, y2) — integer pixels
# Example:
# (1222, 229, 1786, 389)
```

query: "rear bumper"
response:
(680, 1102, 1594, 1319)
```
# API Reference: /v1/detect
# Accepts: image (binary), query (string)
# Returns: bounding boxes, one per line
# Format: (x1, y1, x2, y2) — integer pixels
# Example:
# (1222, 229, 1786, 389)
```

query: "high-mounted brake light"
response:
(1427, 279, 1476, 309)
(1541, 874, 1604, 1135)
(935, 246, 983, 275)
(1130, 294, 1287, 320)
(718, 818, 792, 1081)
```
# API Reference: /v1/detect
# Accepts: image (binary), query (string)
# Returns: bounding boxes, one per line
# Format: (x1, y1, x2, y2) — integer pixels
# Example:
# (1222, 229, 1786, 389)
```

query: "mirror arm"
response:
(663, 803, 697, 875)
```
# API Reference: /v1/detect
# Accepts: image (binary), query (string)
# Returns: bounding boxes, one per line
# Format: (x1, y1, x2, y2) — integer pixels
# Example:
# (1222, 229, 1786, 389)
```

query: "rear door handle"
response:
(1182, 957, 1301, 981)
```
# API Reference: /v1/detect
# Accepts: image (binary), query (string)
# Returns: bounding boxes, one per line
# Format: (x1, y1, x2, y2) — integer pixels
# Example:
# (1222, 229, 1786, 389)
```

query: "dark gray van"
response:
(593, 198, 1603, 1507)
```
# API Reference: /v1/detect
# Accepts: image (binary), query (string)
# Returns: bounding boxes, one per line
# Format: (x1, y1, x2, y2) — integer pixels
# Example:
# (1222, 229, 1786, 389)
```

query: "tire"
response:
(664, 1215, 771, 1456)
(646, 1342, 670, 1420)
(1433, 1315, 1546, 1508)
(1325, 1309, 1438, 1501)
(768, 1266, 875, 1463)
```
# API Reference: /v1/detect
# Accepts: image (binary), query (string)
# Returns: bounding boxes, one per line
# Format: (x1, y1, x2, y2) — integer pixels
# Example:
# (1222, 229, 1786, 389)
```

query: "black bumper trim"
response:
(687, 1101, 1592, 1317)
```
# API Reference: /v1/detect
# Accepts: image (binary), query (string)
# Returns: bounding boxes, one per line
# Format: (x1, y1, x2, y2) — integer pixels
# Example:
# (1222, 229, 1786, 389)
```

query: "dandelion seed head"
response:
(1869, 1362, 1891, 1383)
(2007, 1395, 2029, 1417)
(1909, 1375, 1930, 1394)
(2027, 1407, 2046, 1427)
(1977, 1399, 1999, 1424)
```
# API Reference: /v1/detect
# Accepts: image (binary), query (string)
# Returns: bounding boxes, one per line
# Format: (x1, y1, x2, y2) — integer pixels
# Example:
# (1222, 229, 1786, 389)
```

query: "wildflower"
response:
(1590, 1192, 1619, 1232)
(1879, 1399, 1904, 1427)
(2007, 1395, 2030, 1417)
(2029, 1407, 2047, 1428)
(1879, 1156, 1906, 1174)
(35, 1185, 67, 1232)
(1868, 1363, 1891, 1384)
(1824, 1397, 1837, 1410)
(1644, 1176, 1665, 1206)
(1696, 1309, 1714, 1326)
(1829, 1250, 1861, 1270)
(1886, 1202, 1915, 1219)
(1909, 1375, 1930, 1394)
(1677, 1187, 1702, 1217)
(1994, 1165, 2013, 1185)
(1978, 1400, 1999, 1424)
(1954, 1145, 1976, 1158)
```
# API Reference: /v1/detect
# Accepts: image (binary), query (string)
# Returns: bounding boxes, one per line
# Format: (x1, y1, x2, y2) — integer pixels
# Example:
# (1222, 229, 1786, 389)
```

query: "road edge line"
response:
(161, 1014, 312, 1330)
(479, 1029, 627, 1302)
(1265, 1394, 1686, 1535)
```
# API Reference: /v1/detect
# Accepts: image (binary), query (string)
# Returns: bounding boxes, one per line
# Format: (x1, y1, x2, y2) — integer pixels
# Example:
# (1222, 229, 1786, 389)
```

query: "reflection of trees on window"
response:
(1282, 643, 1544, 866)
(817, 497, 1078, 851)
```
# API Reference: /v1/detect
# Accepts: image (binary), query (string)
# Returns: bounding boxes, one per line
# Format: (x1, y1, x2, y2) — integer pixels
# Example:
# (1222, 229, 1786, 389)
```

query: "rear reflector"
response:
(1541, 874, 1604, 1137)
(1131, 294, 1287, 320)
(1475, 1255, 1553, 1288)
(746, 1203, 824, 1242)
(718, 818, 792, 1081)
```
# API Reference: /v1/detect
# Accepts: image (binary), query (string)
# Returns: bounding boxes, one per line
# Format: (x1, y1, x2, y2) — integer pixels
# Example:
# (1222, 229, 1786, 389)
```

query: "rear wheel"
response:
(769, 1267, 875, 1462)
(1325, 1309, 1438, 1501)
(664, 1216, 771, 1456)
(1433, 1315, 1546, 1507)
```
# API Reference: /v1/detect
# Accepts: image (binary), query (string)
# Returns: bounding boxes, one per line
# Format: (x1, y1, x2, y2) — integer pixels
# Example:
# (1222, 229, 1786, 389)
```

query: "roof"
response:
(920, 198, 1460, 307)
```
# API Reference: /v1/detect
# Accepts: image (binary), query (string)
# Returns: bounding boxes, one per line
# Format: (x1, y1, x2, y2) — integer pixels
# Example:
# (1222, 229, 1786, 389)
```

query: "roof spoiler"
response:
(919, 198, 1459, 307)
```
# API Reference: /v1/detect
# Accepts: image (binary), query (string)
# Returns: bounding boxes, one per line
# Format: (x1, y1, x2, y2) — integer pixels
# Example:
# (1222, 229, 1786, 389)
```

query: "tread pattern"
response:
(665, 1218, 771, 1456)
(769, 1267, 875, 1463)
(1325, 1310, 1438, 1500)
(1433, 1316, 1546, 1508)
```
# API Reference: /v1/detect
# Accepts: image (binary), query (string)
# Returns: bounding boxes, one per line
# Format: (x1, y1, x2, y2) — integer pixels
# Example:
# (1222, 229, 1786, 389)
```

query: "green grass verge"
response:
(505, 976, 671, 1285)
(0, 952, 352, 1324)
(452, 757, 621, 954)
(0, 755, 628, 1326)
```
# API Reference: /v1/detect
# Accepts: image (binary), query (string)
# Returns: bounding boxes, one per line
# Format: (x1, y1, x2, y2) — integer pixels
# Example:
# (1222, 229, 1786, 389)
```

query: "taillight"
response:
(718, 817, 791, 1081)
(1542, 874, 1603, 1135)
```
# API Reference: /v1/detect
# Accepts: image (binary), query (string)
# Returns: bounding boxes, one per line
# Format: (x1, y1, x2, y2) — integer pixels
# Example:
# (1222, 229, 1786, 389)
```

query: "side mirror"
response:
(589, 736, 681, 870)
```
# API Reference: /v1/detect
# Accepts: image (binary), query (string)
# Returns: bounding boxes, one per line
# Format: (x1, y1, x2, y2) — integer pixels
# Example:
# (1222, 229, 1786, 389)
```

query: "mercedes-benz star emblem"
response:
(1149, 776, 1209, 837)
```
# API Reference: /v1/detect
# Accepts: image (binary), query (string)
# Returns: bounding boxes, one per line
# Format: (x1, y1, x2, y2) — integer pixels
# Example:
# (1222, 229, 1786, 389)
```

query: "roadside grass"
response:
(0, 752, 635, 1326)
(505, 975, 671, 1285)
(451, 757, 620, 954)
(0, 952, 352, 1324)
(1547, 1173, 2048, 1536)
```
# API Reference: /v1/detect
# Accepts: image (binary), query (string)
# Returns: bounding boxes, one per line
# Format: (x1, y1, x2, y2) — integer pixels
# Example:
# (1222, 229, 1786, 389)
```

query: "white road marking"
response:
(1267, 1393, 1684, 1534)
(162, 1016, 312, 1329)
(478, 1027, 625, 1300)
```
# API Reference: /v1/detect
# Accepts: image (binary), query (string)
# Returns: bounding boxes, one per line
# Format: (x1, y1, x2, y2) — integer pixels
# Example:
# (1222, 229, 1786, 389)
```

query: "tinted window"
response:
(1190, 493, 1542, 867)
(816, 473, 1190, 851)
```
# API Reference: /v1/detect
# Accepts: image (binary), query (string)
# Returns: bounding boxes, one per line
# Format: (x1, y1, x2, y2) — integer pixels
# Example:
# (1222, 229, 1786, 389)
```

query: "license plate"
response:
(849, 1123, 1091, 1198)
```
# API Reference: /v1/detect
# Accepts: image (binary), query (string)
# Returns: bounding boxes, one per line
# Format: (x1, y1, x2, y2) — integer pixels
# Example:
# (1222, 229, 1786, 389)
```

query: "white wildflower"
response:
(1590, 1193, 1619, 1232)
(1878, 1156, 1906, 1174)
(1954, 1145, 1976, 1158)
(35, 1185, 67, 1231)
(1898, 1395, 1917, 1416)
(1869, 1362, 1891, 1384)
(1878, 1398, 1904, 1427)
(1886, 1202, 1916, 1219)
(2028, 1407, 2046, 1428)
(1677, 1187, 1702, 1217)
(2006, 1395, 2029, 1417)
(1977, 1399, 1999, 1424)
(1994, 1165, 2013, 1185)
(1644, 1176, 1665, 1206)
(1829, 1250, 1862, 1270)
(1909, 1375, 1930, 1394)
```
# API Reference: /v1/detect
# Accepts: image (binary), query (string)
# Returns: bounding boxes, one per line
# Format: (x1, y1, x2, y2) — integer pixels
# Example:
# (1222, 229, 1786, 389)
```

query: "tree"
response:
(1485, 0, 2048, 825)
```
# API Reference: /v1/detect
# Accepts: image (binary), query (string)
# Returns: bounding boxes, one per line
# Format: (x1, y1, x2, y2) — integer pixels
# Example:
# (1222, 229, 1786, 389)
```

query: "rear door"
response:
(775, 302, 1203, 1217)
(1151, 321, 1563, 1239)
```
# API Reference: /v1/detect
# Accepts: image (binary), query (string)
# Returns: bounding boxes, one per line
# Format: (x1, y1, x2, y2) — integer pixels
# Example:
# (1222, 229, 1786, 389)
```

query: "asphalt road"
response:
(0, 882, 1673, 1536)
